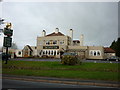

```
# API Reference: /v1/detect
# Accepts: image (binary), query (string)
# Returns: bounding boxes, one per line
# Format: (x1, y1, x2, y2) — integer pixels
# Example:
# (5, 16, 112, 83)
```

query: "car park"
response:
(105, 56, 120, 61)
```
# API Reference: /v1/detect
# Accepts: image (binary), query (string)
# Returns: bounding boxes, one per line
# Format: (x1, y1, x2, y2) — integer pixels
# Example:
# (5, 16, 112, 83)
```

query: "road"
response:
(10, 58, 120, 63)
(2, 79, 115, 89)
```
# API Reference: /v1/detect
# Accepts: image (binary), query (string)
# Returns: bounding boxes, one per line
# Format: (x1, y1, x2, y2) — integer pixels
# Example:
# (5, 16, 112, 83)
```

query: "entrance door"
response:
(24, 50, 28, 57)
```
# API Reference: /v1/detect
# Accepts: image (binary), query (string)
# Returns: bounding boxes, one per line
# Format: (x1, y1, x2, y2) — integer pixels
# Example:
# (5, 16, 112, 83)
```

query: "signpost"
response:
(3, 37, 12, 47)
(2, 22, 13, 64)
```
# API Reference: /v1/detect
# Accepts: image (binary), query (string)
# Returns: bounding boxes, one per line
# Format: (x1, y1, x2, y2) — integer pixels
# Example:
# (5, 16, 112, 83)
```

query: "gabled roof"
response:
(26, 45, 33, 51)
(104, 47, 115, 53)
(46, 32, 65, 37)
(30, 46, 37, 50)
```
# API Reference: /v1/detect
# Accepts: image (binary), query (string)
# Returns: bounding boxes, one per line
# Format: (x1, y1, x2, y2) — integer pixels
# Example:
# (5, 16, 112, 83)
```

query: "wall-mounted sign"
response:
(43, 46, 59, 49)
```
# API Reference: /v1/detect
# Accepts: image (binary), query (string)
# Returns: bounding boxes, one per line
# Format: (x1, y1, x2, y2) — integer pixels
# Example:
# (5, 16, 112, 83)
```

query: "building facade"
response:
(36, 28, 107, 59)
(37, 28, 72, 58)
(104, 47, 116, 59)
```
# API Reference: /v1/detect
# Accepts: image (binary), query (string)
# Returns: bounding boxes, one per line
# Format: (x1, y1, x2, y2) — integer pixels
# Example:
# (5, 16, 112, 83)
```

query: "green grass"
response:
(2, 60, 119, 81)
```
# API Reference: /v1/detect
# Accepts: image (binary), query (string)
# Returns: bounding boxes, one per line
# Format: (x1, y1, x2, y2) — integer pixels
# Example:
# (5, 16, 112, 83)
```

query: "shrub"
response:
(61, 55, 82, 65)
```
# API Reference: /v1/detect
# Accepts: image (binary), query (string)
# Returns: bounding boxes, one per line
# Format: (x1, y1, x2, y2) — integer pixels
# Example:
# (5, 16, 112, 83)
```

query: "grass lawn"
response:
(2, 60, 119, 81)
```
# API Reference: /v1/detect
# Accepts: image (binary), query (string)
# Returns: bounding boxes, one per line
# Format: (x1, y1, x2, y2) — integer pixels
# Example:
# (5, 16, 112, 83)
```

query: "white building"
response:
(36, 28, 110, 59)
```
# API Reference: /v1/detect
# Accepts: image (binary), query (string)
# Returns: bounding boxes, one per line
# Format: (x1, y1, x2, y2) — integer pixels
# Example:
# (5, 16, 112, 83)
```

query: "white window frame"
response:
(89, 50, 101, 56)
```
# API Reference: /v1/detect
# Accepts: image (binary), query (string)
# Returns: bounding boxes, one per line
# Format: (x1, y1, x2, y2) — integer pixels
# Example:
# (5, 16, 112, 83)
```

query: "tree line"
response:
(110, 37, 120, 57)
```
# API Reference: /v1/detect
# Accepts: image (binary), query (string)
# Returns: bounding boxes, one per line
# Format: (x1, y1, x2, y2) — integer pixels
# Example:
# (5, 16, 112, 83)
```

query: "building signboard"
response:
(43, 46, 59, 49)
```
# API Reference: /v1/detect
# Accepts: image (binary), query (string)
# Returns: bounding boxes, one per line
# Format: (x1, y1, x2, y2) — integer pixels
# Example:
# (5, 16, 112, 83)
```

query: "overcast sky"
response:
(0, 2, 118, 49)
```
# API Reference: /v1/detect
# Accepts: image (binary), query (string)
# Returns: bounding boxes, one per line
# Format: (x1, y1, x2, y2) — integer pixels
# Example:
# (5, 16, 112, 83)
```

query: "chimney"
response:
(80, 34, 84, 46)
(69, 29, 73, 46)
(42, 30, 46, 37)
(55, 28, 59, 33)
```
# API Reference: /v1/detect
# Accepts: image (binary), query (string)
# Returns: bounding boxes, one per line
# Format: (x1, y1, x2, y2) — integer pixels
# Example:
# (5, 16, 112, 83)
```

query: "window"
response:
(94, 51, 96, 56)
(53, 40, 57, 45)
(46, 51, 48, 55)
(97, 51, 100, 56)
(90, 51, 93, 56)
(43, 51, 45, 55)
(39, 50, 42, 55)
(46, 41, 50, 45)
(89, 50, 101, 56)
(60, 40, 64, 45)
(18, 51, 21, 55)
(54, 51, 56, 56)
(57, 51, 59, 55)
(49, 51, 50, 55)
(51, 51, 53, 55)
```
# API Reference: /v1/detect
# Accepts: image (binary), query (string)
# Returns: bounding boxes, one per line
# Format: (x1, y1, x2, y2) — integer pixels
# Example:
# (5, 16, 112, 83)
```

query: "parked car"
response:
(60, 52, 78, 59)
(105, 56, 120, 61)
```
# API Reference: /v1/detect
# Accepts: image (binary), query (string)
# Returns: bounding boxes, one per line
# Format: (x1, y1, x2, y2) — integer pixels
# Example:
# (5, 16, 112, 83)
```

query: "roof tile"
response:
(104, 47, 115, 53)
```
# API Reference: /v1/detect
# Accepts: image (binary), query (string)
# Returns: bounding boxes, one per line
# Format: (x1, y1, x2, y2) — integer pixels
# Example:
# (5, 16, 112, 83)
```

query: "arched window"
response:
(89, 50, 101, 56)
(51, 51, 53, 55)
(39, 50, 42, 55)
(97, 51, 101, 56)
(46, 51, 48, 55)
(49, 51, 50, 55)
(57, 51, 59, 55)
(39, 52, 41, 55)
(43, 51, 45, 55)
(54, 51, 56, 56)
(94, 51, 96, 56)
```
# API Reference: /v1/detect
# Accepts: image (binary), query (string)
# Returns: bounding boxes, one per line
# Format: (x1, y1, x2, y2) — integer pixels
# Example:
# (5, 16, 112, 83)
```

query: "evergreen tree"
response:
(110, 37, 120, 57)
(110, 40, 116, 50)
(116, 37, 120, 57)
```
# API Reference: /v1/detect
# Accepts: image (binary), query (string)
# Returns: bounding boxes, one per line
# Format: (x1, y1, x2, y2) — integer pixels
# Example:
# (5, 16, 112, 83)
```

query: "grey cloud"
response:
(1, 2, 118, 49)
